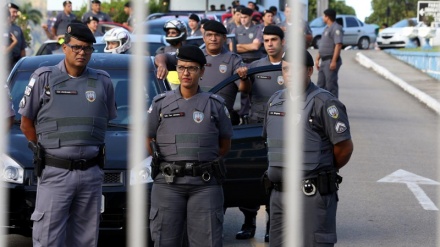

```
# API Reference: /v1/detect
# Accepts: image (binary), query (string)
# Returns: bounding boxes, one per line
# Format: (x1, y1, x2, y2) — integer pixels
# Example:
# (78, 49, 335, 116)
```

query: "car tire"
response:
(357, 37, 370, 50)
(312, 36, 321, 49)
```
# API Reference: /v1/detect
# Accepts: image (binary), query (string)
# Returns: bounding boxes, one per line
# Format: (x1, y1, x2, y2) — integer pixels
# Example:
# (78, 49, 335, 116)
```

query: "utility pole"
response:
(317, 0, 329, 17)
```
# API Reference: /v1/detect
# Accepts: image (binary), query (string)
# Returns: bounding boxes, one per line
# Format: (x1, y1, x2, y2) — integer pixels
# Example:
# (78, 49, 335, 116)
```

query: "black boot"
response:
(235, 223, 256, 239)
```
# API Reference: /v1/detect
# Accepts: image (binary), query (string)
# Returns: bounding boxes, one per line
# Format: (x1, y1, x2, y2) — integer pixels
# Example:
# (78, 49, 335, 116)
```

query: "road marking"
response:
(378, 169, 439, 211)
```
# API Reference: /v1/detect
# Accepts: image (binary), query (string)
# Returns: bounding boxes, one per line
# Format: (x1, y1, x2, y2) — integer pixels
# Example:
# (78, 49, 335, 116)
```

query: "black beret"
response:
(91, 0, 101, 4)
(124, 2, 131, 7)
(84, 16, 99, 24)
(233, 5, 244, 13)
(203, 20, 227, 34)
(323, 8, 336, 19)
(240, 7, 253, 16)
(176, 45, 206, 67)
(263, 25, 284, 40)
(8, 3, 19, 10)
(66, 23, 96, 43)
(269, 6, 277, 12)
(282, 50, 314, 67)
(189, 14, 200, 22)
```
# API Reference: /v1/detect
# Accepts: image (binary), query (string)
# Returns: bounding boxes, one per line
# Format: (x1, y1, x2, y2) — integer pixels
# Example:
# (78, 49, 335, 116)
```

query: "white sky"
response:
(344, 0, 373, 22)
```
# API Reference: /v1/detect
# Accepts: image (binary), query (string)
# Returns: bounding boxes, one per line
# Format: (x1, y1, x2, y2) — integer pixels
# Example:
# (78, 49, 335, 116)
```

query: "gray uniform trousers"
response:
(317, 59, 342, 98)
(269, 190, 338, 247)
(150, 175, 224, 247)
(31, 165, 103, 247)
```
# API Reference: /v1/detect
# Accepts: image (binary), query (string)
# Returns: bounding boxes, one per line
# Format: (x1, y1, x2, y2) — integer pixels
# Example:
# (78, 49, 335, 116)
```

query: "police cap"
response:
(282, 50, 314, 67)
(176, 45, 206, 67)
(84, 16, 99, 24)
(66, 23, 96, 43)
(203, 20, 227, 34)
(124, 2, 131, 8)
(240, 7, 253, 16)
(323, 8, 336, 20)
(263, 25, 284, 40)
(7, 3, 19, 10)
(189, 13, 200, 23)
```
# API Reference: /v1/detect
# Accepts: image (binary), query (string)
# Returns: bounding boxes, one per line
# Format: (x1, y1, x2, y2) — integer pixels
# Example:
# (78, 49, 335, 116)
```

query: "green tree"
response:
(308, 0, 356, 22)
(366, 0, 418, 26)
(16, 2, 43, 46)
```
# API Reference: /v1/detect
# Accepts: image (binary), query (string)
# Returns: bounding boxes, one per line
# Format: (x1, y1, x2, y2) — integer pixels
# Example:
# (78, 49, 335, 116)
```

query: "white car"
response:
(377, 18, 422, 49)
(309, 14, 377, 50)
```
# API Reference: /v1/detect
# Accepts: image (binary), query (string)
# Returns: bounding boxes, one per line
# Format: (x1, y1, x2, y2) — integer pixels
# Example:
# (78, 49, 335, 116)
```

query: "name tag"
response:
(55, 90, 78, 95)
(163, 112, 185, 118)
(269, 111, 285, 116)
(256, 75, 271, 79)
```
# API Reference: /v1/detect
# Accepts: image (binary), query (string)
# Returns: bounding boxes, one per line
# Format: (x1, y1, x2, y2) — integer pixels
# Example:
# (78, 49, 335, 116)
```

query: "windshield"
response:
(392, 19, 417, 28)
(9, 68, 159, 127)
(310, 17, 325, 28)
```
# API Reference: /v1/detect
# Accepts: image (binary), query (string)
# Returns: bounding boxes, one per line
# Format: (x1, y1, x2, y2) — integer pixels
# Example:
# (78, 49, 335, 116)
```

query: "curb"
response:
(355, 52, 440, 115)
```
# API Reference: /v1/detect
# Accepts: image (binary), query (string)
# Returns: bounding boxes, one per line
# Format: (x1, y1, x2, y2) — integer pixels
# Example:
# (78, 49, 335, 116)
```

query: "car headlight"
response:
(129, 156, 154, 185)
(1, 154, 24, 184)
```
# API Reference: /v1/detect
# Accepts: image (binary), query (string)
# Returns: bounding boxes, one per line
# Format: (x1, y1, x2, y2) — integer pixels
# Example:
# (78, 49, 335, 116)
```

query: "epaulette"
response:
(268, 89, 284, 105)
(94, 69, 111, 79)
(34, 66, 52, 76)
(209, 93, 225, 104)
(153, 91, 172, 102)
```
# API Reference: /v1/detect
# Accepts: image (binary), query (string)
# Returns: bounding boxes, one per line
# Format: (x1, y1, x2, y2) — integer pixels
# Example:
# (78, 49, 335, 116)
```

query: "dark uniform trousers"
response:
(317, 58, 342, 98)
(269, 189, 338, 247)
(150, 175, 224, 247)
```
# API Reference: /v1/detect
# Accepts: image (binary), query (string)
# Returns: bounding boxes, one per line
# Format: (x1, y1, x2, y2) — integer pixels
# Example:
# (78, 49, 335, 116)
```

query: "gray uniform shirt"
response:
(18, 60, 117, 159)
(248, 56, 284, 123)
(234, 23, 263, 60)
(148, 87, 233, 162)
(262, 82, 351, 182)
(162, 48, 243, 111)
(318, 22, 343, 57)
(82, 11, 112, 22)
(53, 12, 77, 35)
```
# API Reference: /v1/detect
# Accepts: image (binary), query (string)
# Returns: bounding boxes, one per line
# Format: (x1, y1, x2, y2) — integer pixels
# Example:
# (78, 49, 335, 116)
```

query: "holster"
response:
(98, 144, 106, 169)
(28, 141, 45, 177)
(317, 170, 342, 195)
(150, 140, 161, 180)
(261, 170, 273, 195)
(212, 158, 226, 184)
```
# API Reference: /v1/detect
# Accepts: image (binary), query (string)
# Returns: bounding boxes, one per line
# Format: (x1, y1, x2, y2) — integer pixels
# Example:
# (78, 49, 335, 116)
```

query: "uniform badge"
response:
(44, 85, 51, 96)
(193, 111, 204, 123)
(335, 30, 341, 36)
(335, 121, 347, 133)
(85, 91, 96, 102)
(28, 78, 36, 87)
(249, 33, 254, 39)
(147, 105, 153, 114)
(19, 97, 26, 108)
(277, 75, 284, 85)
(219, 64, 227, 73)
(224, 106, 230, 118)
(327, 105, 339, 119)
(24, 86, 32, 96)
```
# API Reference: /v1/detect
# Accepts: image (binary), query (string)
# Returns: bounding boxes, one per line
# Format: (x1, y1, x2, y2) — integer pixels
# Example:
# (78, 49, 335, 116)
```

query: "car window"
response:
(9, 68, 159, 127)
(336, 17, 343, 27)
(310, 17, 325, 28)
(392, 19, 417, 28)
(346, 17, 359, 28)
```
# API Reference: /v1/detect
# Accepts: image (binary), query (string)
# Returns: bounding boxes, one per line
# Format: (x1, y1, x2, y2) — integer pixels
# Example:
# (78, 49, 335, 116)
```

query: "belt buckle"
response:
(302, 179, 316, 196)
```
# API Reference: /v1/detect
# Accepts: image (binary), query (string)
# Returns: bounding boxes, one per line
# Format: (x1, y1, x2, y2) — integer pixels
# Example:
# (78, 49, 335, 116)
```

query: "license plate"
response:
(101, 195, 105, 213)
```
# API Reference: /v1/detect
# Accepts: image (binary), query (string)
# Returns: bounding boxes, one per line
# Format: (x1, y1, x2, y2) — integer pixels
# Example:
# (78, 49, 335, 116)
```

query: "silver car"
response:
(310, 14, 377, 50)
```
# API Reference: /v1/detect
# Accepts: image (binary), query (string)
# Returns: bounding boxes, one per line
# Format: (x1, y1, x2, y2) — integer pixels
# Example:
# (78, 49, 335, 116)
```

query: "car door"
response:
(342, 16, 362, 45)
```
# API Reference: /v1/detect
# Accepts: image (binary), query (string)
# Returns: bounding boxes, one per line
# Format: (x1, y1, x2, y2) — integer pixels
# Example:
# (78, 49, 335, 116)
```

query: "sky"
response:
(345, 0, 373, 22)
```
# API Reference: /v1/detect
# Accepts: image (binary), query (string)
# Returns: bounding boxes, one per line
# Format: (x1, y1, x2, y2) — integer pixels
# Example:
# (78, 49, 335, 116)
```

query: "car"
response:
(376, 18, 422, 49)
(309, 14, 377, 50)
(97, 21, 129, 34)
(4, 53, 277, 238)
(142, 14, 217, 35)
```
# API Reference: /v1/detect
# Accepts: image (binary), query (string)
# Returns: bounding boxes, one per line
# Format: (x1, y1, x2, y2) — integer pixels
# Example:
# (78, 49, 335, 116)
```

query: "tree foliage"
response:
(365, 0, 418, 26)
(308, 0, 356, 22)
(16, 2, 43, 46)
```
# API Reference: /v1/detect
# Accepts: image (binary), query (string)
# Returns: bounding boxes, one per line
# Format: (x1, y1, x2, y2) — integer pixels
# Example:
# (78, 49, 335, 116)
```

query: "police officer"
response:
(234, 25, 285, 242)
(315, 8, 343, 98)
(263, 51, 353, 247)
(226, 5, 243, 34)
(155, 20, 250, 124)
(52, 1, 77, 37)
(278, 4, 313, 48)
(19, 23, 117, 247)
(7, 3, 26, 72)
(188, 13, 202, 37)
(147, 45, 233, 247)
(81, 0, 112, 23)
(232, 7, 263, 64)
(85, 16, 104, 37)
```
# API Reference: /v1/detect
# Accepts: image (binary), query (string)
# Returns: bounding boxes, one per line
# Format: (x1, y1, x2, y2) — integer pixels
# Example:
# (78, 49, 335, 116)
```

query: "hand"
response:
(330, 61, 337, 70)
(41, 24, 48, 31)
(10, 33, 17, 44)
(236, 66, 248, 79)
(315, 61, 320, 71)
(156, 65, 168, 80)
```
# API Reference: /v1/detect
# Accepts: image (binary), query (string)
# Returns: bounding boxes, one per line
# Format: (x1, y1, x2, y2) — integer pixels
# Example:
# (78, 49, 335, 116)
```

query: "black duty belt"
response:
(321, 55, 333, 61)
(45, 155, 100, 171)
(160, 161, 213, 177)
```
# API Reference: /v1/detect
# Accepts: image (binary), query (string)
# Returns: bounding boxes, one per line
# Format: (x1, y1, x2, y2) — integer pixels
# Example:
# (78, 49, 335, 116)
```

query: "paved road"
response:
(6, 50, 440, 246)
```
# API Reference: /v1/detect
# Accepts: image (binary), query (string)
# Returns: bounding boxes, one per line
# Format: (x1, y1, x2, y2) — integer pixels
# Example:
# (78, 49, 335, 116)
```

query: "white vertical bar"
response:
(0, 6, 8, 247)
(127, 0, 147, 246)
(285, 0, 304, 246)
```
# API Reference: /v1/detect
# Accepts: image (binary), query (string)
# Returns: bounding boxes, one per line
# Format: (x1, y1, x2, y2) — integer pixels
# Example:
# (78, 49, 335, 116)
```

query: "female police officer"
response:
(147, 45, 233, 247)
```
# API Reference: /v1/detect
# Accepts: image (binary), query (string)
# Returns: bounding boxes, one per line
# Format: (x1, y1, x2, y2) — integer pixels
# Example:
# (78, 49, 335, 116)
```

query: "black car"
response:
(5, 53, 278, 237)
